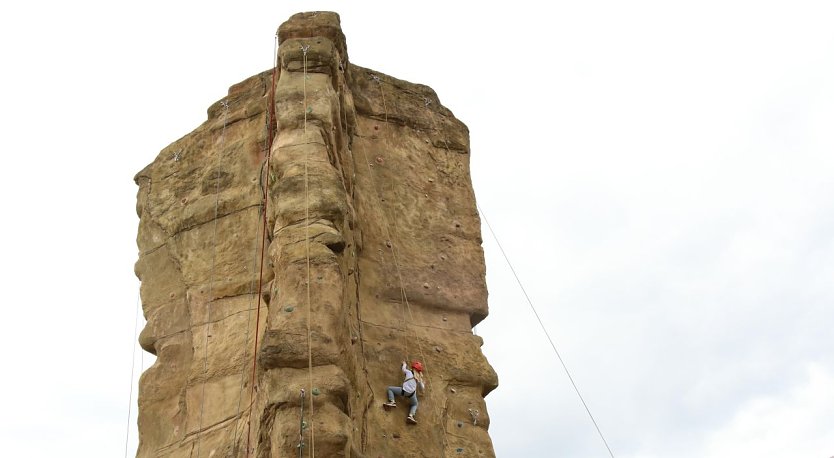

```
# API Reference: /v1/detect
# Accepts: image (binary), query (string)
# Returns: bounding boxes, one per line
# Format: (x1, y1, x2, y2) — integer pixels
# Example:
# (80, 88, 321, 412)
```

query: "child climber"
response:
(384, 360, 425, 424)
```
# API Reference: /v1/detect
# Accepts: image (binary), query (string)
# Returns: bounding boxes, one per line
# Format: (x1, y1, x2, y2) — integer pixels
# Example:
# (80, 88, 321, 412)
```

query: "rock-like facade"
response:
(134, 12, 497, 457)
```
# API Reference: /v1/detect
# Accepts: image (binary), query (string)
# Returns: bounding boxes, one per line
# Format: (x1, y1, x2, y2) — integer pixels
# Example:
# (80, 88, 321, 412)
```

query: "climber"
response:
(383, 360, 425, 424)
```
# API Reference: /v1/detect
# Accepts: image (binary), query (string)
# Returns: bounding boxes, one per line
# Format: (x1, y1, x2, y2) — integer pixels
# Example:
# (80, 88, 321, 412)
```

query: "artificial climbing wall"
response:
(134, 12, 497, 457)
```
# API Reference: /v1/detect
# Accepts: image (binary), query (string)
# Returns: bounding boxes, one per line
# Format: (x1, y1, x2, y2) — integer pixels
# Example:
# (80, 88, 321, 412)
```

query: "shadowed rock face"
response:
(134, 11, 497, 458)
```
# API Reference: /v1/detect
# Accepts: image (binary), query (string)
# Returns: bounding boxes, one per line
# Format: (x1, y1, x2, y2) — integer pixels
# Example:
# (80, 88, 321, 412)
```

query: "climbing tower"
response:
(134, 12, 497, 457)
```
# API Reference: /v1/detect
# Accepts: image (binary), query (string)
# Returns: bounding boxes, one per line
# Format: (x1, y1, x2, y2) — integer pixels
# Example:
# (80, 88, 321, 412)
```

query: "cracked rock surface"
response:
(134, 11, 497, 458)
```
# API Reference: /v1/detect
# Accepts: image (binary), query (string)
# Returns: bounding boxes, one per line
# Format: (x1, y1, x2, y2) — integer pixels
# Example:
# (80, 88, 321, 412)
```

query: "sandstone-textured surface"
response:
(134, 11, 497, 457)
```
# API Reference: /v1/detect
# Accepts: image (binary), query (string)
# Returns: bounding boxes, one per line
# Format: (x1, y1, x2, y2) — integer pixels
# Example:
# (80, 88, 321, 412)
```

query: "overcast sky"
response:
(1, 1, 832, 457)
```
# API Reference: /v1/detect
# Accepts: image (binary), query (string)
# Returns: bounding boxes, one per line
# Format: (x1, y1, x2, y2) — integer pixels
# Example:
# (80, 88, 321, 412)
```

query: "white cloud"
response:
(701, 363, 834, 458)
(2, 1, 834, 457)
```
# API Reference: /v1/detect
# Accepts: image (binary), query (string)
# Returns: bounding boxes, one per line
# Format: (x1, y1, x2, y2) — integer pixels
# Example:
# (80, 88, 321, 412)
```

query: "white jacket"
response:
(401, 362, 425, 393)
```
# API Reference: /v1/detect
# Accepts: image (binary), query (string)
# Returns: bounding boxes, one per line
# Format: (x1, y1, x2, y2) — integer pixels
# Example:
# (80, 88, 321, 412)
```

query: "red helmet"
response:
(411, 361, 424, 372)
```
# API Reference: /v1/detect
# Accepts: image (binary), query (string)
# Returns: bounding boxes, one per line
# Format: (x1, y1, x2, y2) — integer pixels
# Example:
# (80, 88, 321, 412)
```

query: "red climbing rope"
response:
(245, 34, 279, 458)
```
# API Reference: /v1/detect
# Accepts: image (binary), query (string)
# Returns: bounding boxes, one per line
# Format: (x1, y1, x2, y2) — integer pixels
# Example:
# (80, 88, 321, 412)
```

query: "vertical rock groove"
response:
(134, 11, 497, 458)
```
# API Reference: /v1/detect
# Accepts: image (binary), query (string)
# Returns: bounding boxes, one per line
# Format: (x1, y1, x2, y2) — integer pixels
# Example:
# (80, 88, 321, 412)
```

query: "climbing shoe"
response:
(406, 415, 417, 424)
(383, 401, 396, 408)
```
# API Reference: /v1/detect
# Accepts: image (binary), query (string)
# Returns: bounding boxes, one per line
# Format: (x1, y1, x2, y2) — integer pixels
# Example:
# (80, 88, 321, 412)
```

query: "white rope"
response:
(195, 99, 229, 457)
(123, 290, 142, 458)
(477, 204, 615, 458)
(301, 42, 316, 458)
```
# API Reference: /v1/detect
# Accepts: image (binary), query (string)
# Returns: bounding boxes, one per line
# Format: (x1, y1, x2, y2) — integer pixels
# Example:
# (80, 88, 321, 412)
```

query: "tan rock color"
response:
(134, 11, 497, 457)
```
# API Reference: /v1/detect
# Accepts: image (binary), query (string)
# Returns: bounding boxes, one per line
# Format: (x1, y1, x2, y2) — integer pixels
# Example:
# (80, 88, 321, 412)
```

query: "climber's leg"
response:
(408, 393, 419, 417)
(385, 386, 403, 406)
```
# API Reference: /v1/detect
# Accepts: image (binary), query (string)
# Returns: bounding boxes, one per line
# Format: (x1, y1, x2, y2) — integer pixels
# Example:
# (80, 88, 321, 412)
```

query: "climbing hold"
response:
(469, 408, 480, 426)
(423, 283, 430, 289)
(450, 388, 456, 394)
(456, 448, 464, 453)
(456, 421, 463, 428)
(284, 306, 294, 312)
(306, 106, 313, 114)
(434, 346, 442, 352)
(312, 388, 320, 396)
(385, 240, 392, 248)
